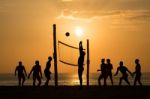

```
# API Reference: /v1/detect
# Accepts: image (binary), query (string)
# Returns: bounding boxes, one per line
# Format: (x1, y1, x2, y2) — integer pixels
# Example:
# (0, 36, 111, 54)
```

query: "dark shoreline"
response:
(0, 86, 149, 99)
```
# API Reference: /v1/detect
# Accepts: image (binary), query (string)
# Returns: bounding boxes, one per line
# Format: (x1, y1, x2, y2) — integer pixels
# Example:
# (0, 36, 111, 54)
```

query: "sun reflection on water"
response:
(69, 73, 86, 85)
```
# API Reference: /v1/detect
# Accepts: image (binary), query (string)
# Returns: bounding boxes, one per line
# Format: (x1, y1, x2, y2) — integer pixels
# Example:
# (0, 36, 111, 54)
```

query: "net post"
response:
(53, 24, 58, 87)
(87, 39, 90, 87)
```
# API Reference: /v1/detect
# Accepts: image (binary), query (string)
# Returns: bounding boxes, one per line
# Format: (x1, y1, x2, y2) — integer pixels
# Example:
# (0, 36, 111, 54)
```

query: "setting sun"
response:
(75, 27, 83, 37)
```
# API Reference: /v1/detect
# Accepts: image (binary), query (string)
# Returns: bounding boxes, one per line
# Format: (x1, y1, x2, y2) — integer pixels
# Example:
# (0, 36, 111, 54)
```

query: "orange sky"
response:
(0, 0, 150, 73)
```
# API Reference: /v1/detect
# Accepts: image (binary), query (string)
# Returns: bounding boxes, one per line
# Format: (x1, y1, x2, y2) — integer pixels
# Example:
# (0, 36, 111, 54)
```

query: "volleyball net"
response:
(58, 40, 86, 66)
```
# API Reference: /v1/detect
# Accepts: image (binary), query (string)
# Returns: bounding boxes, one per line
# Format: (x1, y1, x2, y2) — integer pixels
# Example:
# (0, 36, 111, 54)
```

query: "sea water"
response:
(0, 73, 150, 86)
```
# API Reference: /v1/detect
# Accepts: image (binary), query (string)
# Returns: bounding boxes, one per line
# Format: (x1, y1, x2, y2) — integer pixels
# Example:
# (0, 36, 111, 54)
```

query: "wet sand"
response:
(0, 86, 149, 99)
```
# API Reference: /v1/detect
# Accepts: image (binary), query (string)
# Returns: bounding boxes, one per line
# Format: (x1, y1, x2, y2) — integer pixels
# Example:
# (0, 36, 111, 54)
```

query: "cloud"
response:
(56, 9, 150, 22)
(56, 9, 122, 22)
(57, 0, 150, 24)
(125, 10, 150, 21)
(60, 0, 150, 10)
(56, 10, 100, 22)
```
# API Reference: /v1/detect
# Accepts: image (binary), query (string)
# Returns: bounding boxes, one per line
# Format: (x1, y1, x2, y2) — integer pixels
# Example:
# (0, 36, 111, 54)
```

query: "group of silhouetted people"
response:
(15, 56, 52, 86)
(78, 41, 142, 88)
(15, 41, 142, 87)
(98, 58, 142, 86)
(97, 59, 113, 86)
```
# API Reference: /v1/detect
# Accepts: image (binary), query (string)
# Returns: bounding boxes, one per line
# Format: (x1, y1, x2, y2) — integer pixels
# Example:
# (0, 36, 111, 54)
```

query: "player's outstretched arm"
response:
(114, 68, 119, 76)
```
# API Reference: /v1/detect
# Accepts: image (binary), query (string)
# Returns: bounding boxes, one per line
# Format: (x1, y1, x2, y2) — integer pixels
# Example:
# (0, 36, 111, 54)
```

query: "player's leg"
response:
(134, 76, 138, 86)
(79, 70, 83, 87)
(18, 76, 21, 86)
(98, 74, 102, 86)
(104, 75, 107, 86)
(22, 74, 25, 86)
(37, 75, 41, 86)
(109, 73, 113, 86)
(119, 76, 123, 86)
(138, 75, 142, 86)
(45, 74, 50, 86)
(124, 77, 130, 86)
(33, 76, 36, 86)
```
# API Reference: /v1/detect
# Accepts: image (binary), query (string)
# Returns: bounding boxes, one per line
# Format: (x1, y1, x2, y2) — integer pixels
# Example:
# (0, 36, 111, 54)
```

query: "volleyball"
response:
(65, 32, 70, 37)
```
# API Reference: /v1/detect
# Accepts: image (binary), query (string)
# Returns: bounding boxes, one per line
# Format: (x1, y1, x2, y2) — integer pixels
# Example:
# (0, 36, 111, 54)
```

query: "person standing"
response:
(78, 41, 85, 89)
(114, 61, 133, 86)
(97, 59, 107, 86)
(28, 60, 42, 86)
(133, 59, 142, 86)
(106, 59, 113, 86)
(15, 61, 27, 86)
(44, 56, 52, 86)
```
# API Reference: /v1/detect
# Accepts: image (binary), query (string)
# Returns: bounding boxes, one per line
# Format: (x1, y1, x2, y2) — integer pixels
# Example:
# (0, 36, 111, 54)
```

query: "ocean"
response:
(0, 73, 150, 86)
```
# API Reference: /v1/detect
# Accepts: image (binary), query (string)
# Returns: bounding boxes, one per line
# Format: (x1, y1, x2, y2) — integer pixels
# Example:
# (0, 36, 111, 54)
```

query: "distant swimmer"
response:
(44, 56, 52, 86)
(114, 61, 133, 86)
(28, 60, 42, 86)
(15, 61, 27, 86)
(133, 59, 142, 86)
(98, 59, 107, 86)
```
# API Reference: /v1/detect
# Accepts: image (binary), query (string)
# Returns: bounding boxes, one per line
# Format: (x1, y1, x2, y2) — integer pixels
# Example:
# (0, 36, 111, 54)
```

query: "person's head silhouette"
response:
(48, 56, 52, 61)
(120, 61, 123, 66)
(135, 59, 139, 64)
(19, 61, 22, 65)
(107, 59, 110, 63)
(101, 59, 105, 63)
(35, 60, 39, 65)
(80, 41, 82, 45)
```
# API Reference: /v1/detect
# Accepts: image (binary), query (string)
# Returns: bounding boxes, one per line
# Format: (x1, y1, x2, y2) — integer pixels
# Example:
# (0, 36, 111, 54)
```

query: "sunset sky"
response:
(0, 0, 150, 73)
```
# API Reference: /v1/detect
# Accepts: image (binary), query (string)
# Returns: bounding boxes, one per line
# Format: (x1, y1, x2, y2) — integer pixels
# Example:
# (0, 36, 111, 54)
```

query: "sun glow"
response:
(75, 27, 83, 37)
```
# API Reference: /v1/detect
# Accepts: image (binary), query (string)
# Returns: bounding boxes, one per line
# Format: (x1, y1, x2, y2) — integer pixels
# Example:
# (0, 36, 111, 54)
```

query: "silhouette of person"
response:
(28, 60, 42, 86)
(15, 61, 27, 86)
(106, 59, 113, 86)
(114, 61, 133, 86)
(44, 56, 52, 86)
(79, 41, 83, 55)
(97, 59, 107, 86)
(133, 59, 142, 86)
(78, 41, 85, 89)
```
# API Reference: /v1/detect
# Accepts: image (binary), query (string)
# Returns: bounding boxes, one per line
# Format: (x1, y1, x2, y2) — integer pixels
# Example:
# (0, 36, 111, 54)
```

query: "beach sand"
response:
(0, 86, 149, 99)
